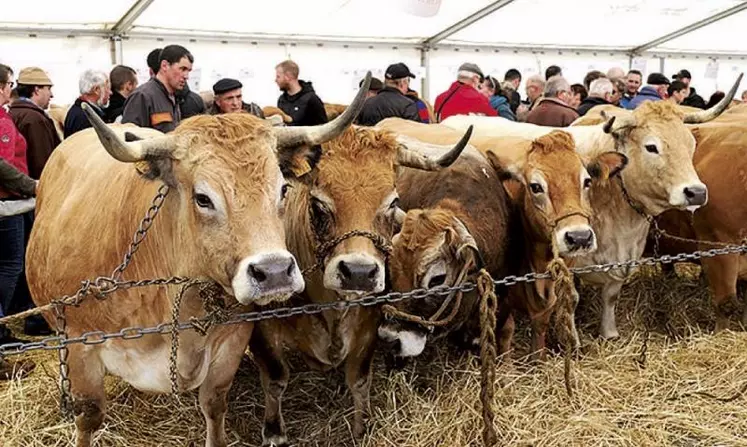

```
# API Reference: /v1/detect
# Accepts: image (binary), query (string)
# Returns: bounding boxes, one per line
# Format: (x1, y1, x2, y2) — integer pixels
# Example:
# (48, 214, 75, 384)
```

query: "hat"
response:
(672, 69, 692, 81)
(458, 62, 484, 79)
(17, 67, 53, 86)
(212, 78, 242, 95)
(385, 63, 415, 80)
(647, 73, 671, 86)
(360, 77, 383, 91)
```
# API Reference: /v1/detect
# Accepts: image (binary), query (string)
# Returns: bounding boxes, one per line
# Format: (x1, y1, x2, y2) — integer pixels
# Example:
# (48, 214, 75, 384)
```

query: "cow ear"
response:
(277, 144, 322, 183)
(448, 217, 485, 274)
(587, 151, 628, 180)
(124, 131, 176, 185)
(484, 151, 524, 202)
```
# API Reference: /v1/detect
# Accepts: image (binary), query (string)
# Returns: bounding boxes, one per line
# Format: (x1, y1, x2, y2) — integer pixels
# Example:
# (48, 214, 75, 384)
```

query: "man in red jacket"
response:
(434, 62, 497, 122)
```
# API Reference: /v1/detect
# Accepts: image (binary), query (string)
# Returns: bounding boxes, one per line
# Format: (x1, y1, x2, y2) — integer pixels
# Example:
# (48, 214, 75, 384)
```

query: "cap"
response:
(17, 67, 53, 86)
(458, 62, 484, 80)
(360, 77, 383, 91)
(385, 63, 415, 80)
(213, 78, 242, 95)
(647, 73, 671, 86)
(672, 69, 692, 80)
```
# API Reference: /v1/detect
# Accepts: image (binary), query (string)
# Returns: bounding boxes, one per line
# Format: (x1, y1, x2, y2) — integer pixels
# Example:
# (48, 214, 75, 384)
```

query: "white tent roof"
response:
(2, 0, 747, 55)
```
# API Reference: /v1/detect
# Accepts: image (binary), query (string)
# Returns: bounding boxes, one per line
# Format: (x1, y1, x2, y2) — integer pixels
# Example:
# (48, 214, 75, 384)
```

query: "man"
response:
(672, 69, 706, 109)
(9, 67, 60, 180)
(625, 72, 670, 110)
(356, 63, 420, 126)
(504, 68, 522, 113)
(610, 77, 626, 106)
(433, 62, 497, 122)
(210, 78, 264, 118)
(607, 66, 626, 80)
(147, 48, 161, 77)
(583, 70, 606, 90)
(361, 77, 383, 99)
(122, 44, 193, 133)
(545, 65, 562, 80)
(275, 60, 327, 126)
(620, 69, 642, 109)
(516, 74, 545, 122)
(63, 69, 111, 138)
(406, 88, 432, 124)
(104, 65, 138, 123)
(667, 80, 688, 105)
(526, 75, 579, 127)
(578, 78, 614, 116)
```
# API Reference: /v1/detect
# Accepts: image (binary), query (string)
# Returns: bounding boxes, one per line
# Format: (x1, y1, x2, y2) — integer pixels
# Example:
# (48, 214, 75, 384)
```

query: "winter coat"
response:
(625, 86, 662, 110)
(277, 80, 328, 126)
(525, 97, 579, 127)
(104, 91, 127, 123)
(681, 87, 706, 109)
(9, 99, 61, 179)
(489, 95, 516, 121)
(64, 98, 105, 138)
(434, 81, 497, 122)
(577, 96, 612, 117)
(356, 87, 420, 126)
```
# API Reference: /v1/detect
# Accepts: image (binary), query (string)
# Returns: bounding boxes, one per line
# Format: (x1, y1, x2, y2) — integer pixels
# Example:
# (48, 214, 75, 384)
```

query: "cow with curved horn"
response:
(441, 74, 742, 340)
(25, 73, 372, 447)
(250, 116, 473, 445)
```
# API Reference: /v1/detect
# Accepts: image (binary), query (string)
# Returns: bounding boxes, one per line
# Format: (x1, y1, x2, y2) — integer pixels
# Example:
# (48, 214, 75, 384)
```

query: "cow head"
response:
(80, 74, 371, 306)
(286, 126, 473, 298)
(486, 131, 628, 256)
(379, 201, 483, 357)
(599, 73, 742, 215)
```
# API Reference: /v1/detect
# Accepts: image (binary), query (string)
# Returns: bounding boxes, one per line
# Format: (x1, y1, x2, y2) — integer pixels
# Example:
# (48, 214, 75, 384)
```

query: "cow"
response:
(249, 121, 474, 446)
(440, 75, 740, 339)
(375, 118, 627, 361)
(25, 76, 371, 447)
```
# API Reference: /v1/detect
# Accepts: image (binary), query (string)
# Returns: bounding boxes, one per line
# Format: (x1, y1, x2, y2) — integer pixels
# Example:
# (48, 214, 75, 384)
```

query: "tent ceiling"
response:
(1, 0, 746, 55)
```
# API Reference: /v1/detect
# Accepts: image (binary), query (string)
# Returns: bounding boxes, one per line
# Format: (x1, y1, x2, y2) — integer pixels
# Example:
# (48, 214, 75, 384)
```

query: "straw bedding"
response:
(2, 264, 747, 447)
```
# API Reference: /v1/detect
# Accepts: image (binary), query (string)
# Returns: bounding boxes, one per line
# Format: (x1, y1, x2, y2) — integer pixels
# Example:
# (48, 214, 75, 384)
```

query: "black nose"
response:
(248, 257, 297, 291)
(683, 184, 707, 206)
(564, 229, 594, 249)
(338, 260, 380, 291)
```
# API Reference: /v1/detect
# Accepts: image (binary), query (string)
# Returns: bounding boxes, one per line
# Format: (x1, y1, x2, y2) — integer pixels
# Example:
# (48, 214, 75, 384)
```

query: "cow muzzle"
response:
(324, 253, 385, 294)
(232, 251, 305, 305)
(669, 182, 708, 211)
(555, 224, 597, 256)
(377, 323, 428, 358)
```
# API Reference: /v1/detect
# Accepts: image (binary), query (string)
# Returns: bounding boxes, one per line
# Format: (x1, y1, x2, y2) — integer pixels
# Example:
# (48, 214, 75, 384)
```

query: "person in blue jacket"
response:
(626, 73, 670, 110)
(480, 76, 516, 121)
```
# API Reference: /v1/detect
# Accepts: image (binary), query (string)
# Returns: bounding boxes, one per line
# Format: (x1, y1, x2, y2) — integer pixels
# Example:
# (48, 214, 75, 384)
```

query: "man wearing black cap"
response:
(356, 63, 420, 126)
(673, 69, 706, 109)
(210, 78, 264, 118)
(625, 72, 670, 110)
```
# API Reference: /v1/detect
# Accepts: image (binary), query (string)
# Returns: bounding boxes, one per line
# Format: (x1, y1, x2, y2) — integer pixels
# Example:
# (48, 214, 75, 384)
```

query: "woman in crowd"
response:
(480, 76, 516, 121)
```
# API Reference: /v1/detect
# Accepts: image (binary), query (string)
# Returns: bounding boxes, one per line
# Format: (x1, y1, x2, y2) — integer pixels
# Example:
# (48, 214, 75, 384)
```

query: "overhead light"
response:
(401, 0, 442, 17)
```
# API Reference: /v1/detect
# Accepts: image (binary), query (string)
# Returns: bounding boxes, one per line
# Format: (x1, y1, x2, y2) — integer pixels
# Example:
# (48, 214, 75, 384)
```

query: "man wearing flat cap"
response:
(8, 67, 60, 180)
(356, 63, 421, 126)
(434, 62, 497, 122)
(625, 72, 670, 110)
(210, 78, 264, 118)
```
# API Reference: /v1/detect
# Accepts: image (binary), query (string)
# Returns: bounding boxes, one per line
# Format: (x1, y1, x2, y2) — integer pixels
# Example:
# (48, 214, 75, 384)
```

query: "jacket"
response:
(356, 87, 420, 126)
(277, 80, 328, 126)
(406, 89, 431, 123)
(0, 107, 28, 176)
(525, 97, 579, 127)
(681, 87, 706, 109)
(9, 99, 61, 180)
(434, 81, 497, 122)
(122, 77, 181, 133)
(104, 90, 127, 123)
(177, 86, 206, 120)
(489, 95, 516, 121)
(625, 86, 662, 110)
(209, 101, 265, 118)
(0, 158, 35, 198)
(64, 98, 105, 138)
(577, 96, 612, 117)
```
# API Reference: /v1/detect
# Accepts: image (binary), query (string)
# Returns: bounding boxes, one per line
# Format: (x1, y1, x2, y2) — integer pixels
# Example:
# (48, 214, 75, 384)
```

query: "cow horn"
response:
(274, 71, 371, 148)
(396, 126, 473, 171)
(601, 110, 636, 134)
(683, 72, 743, 124)
(81, 102, 176, 162)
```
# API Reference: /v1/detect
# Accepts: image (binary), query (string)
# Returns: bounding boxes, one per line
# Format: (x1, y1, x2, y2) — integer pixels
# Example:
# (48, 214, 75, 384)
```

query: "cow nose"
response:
(564, 229, 594, 249)
(247, 256, 298, 290)
(338, 260, 380, 291)
(683, 184, 707, 206)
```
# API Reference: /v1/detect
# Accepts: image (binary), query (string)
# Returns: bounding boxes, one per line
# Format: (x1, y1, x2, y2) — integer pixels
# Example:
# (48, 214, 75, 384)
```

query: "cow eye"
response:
(529, 183, 544, 194)
(427, 274, 447, 289)
(281, 183, 292, 200)
(583, 178, 592, 189)
(311, 198, 332, 235)
(194, 193, 214, 210)
(645, 144, 659, 154)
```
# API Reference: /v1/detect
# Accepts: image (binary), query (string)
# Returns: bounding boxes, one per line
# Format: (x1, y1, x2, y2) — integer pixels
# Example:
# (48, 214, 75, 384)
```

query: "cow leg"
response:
(529, 312, 551, 362)
(599, 281, 624, 339)
(199, 325, 252, 447)
(69, 345, 106, 447)
(497, 312, 515, 358)
(344, 325, 377, 439)
(250, 326, 289, 447)
(701, 253, 740, 332)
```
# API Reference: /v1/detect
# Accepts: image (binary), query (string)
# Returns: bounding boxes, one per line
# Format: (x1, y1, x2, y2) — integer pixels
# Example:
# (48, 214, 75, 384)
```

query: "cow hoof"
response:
(262, 434, 289, 447)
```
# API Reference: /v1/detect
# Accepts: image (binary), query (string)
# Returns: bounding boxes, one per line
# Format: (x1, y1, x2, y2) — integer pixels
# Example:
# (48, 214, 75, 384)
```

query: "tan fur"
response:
(262, 106, 293, 123)
(324, 103, 348, 120)
(47, 103, 68, 140)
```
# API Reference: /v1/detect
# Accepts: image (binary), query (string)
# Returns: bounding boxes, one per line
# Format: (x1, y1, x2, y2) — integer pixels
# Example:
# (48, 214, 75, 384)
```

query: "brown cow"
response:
(250, 123, 473, 446)
(26, 77, 370, 447)
(376, 119, 627, 360)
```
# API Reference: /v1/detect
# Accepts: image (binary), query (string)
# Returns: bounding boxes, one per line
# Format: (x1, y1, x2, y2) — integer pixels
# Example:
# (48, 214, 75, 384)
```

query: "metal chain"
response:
(3, 241, 747, 359)
(53, 302, 73, 420)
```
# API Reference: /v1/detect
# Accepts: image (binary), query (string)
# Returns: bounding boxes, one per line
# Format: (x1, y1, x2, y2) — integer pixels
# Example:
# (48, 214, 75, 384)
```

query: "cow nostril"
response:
(684, 187, 695, 198)
(564, 232, 576, 246)
(249, 265, 267, 283)
(368, 264, 380, 279)
(339, 261, 352, 279)
(286, 258, 295, 277)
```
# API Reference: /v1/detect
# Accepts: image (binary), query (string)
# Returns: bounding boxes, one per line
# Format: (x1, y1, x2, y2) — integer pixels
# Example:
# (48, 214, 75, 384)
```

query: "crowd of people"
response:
(1, 42, 745, 378)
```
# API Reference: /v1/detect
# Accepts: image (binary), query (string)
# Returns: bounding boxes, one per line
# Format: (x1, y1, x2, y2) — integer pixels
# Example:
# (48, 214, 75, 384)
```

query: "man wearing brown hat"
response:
(9, 67, 60, 180)
(210, 78, 264, 118)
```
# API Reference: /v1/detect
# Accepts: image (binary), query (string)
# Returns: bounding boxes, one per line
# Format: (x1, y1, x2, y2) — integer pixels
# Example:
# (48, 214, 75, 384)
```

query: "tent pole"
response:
(420, 47, 430, 103)
(110, 35, 123, 66)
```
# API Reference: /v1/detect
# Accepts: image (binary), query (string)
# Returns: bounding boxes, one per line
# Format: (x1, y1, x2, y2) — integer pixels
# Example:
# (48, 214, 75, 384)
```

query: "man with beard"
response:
(63, 69, 112, 138)
(275, 60, 328, 126)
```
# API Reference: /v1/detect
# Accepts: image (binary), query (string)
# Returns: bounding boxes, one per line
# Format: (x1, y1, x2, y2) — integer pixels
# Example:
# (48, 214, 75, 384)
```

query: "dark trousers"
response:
(0, 214, 25, 318)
